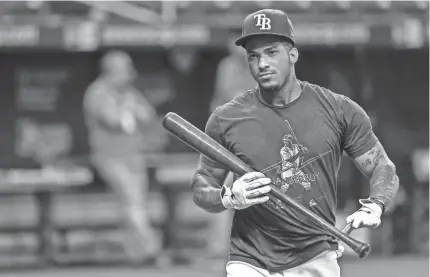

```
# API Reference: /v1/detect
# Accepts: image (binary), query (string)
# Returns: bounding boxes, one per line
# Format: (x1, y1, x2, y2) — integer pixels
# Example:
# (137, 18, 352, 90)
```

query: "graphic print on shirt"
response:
(261, 119, 332, 209)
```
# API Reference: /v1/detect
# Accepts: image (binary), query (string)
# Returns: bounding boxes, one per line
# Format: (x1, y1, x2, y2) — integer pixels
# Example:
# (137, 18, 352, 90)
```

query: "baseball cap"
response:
(235, 9, 295, 47)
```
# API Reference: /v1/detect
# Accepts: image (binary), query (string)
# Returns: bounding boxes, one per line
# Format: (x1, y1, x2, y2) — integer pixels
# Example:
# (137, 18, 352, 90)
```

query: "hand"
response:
(335, 243, 345, 258)
(120, 111, 137, 134)
(221, 172, 271, 210)
(122, 101, 155, 123)
(346, 198, 383, 229)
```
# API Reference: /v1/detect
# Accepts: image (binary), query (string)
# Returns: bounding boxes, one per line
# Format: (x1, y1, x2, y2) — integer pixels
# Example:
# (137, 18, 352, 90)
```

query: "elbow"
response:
(389, 161, 397, 173)
(192, 192, 222, 214)
(388, 162, 400, 187)
(393, 172, 400, 193)
(192, 194, 209, 213)
(190, 172, 226, 214)
(191, 192, 204, 210)
(190, 177, 209, 212)
(192, 189, 226, 214)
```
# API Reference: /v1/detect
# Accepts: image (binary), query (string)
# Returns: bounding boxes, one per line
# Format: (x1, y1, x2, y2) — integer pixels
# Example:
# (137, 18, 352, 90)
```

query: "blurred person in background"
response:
(207, 32, 257, 259)
(83, 50, 164, 264)
(210, 31, 257, 112)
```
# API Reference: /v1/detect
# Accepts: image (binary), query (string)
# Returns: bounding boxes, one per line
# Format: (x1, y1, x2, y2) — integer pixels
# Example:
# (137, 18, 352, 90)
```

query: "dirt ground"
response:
(1, 255, 428, 277)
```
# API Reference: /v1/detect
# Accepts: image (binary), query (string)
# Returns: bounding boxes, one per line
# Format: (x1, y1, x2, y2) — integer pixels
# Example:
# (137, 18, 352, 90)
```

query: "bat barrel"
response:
(163, 112, 251, 174)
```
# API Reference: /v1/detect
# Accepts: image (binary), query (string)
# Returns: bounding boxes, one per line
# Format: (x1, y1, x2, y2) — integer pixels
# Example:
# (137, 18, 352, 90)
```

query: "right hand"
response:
(221, 172, 272, 210)
(120, 111, 137, 134)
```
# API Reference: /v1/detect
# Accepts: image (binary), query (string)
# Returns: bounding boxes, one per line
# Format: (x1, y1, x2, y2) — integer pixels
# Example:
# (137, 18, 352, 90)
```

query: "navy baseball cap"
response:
(235, 9, 295, 47)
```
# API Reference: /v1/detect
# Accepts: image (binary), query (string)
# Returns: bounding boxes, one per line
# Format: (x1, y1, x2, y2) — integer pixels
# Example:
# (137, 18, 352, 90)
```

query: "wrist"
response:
(369, 197, 386, 214)
(359, 198, 383, 216)
(220, 185, 234, 210)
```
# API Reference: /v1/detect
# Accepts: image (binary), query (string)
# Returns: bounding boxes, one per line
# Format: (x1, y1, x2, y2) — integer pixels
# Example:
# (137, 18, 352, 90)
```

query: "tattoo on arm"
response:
(361, 148, 383, 168)
(354, 142, 399, 209)
(369, 163, 399, 208)
(372, 149, 382, 166)
(361, 158, 372, 168)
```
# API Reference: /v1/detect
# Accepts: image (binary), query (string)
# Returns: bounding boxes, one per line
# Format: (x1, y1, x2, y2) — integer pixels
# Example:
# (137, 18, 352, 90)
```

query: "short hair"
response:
(280, 41, 294, 51)
(243, 37, 295, 52)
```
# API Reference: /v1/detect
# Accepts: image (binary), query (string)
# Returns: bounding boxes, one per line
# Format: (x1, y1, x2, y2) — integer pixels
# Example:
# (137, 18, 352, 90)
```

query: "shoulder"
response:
(302, 81, 356, 130)
(83, 80, 113, 110)
(304, 81, 345, 106)
(85, 79, 108, 98)
(213, 88, 258, 117)
(205, 88, 256, 144)
(305, 82, 370, 125)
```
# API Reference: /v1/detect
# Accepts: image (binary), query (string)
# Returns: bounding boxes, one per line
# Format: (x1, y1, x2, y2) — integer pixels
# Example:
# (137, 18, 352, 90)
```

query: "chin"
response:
(259, 82, 279, 92)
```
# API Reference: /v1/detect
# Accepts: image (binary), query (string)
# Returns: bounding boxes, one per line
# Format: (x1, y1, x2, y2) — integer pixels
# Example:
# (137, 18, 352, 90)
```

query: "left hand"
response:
(346, 198, 383, 229)
(335, 243, 345, 258)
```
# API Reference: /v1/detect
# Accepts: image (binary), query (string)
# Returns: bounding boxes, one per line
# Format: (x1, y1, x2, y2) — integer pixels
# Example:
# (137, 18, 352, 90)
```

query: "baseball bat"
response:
(162, 112, 370, 259)
(342, 222, 353, 235)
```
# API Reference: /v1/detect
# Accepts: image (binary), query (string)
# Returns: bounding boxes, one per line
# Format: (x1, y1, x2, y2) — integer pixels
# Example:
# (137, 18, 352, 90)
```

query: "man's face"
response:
(245, 36, 295, 92)
(105, 55, 136, 86)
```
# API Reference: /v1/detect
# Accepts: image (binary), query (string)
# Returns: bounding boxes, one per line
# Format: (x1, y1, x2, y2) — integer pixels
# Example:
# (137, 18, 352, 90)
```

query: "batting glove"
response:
(346, 198, 383, 229)
(335, 243, 345, 258)
(221, 172, 271, 210)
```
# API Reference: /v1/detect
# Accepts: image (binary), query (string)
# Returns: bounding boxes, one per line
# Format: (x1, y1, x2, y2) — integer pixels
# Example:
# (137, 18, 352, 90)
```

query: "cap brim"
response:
(235, 33, 295, 47)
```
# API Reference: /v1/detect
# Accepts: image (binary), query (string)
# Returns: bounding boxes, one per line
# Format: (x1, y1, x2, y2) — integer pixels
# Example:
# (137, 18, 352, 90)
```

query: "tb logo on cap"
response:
(254, 14, 271, 30)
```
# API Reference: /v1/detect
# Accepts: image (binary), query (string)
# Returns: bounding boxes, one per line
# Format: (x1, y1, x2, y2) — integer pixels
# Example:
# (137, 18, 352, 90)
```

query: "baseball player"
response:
(191, 9, 399, 277)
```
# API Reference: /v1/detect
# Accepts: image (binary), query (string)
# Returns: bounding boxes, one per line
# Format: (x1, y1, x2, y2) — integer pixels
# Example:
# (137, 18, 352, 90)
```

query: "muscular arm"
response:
(191, 160, 229, 214)
(352, 141, 399, 211)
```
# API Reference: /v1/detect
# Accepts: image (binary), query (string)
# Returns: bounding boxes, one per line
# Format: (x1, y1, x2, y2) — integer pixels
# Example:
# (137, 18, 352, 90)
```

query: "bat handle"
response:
(341, 222, 371, 258)
(342, 222, 353, 235)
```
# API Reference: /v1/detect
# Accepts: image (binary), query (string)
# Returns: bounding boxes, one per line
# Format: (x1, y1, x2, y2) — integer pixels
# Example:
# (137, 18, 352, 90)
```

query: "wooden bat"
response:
(162, 112, 370, 259)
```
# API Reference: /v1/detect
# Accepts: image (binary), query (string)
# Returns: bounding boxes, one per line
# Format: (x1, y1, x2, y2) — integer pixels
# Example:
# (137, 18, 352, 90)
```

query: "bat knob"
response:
(357, 243, 371, 259)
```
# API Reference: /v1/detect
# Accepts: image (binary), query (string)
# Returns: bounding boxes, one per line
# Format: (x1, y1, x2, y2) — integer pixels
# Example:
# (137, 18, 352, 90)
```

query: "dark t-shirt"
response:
(201, 81, 378, 273)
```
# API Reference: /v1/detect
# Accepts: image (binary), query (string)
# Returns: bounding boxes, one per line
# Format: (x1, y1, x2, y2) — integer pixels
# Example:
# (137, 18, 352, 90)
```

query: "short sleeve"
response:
(83, 83, 120, 120)
(84, 84, 110, 115)
(342, 96, 378, 158)
(199, 110, 226, 169)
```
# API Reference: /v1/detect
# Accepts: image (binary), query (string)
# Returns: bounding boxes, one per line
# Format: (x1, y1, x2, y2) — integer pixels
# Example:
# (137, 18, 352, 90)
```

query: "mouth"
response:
(259, 72, 274, 78)
(258, 73, 275, 82)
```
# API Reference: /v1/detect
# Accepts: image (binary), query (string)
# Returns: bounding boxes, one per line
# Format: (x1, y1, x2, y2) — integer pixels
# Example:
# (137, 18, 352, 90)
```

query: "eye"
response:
(268, 50, 277, 56)
(248, 54, 257, 61)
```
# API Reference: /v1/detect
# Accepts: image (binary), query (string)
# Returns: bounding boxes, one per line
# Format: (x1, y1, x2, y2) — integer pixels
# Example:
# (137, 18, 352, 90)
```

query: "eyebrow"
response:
(247, 45, 278, 54)
(265, 45, 278, 51)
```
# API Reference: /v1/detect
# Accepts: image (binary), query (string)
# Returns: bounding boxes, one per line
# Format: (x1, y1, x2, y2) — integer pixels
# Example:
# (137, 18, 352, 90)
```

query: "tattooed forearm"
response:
(372, 149, 382, 166)
(369, 162, 399, 209)
(362, 159, 371, 167)
(355, 143, 389, 174)
(353, 142, 399, 210)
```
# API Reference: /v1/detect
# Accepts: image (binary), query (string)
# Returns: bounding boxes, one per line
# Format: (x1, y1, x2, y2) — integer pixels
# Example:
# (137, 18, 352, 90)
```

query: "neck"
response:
(261, 71, 302, 107)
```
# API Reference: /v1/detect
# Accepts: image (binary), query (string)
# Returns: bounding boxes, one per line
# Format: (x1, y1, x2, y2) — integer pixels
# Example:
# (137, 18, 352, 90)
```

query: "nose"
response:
(258, 56, 270, 71)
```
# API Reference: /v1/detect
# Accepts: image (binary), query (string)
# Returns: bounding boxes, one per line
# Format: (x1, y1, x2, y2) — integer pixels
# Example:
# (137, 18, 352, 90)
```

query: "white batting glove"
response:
(346, 199, 383, 229)
(335, 243, 345, 258)
(221, 172, 271, 210)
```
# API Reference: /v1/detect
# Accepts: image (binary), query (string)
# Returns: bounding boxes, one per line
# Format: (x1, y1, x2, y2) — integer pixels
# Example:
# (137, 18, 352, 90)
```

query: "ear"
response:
(289, 48, 299, 64)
